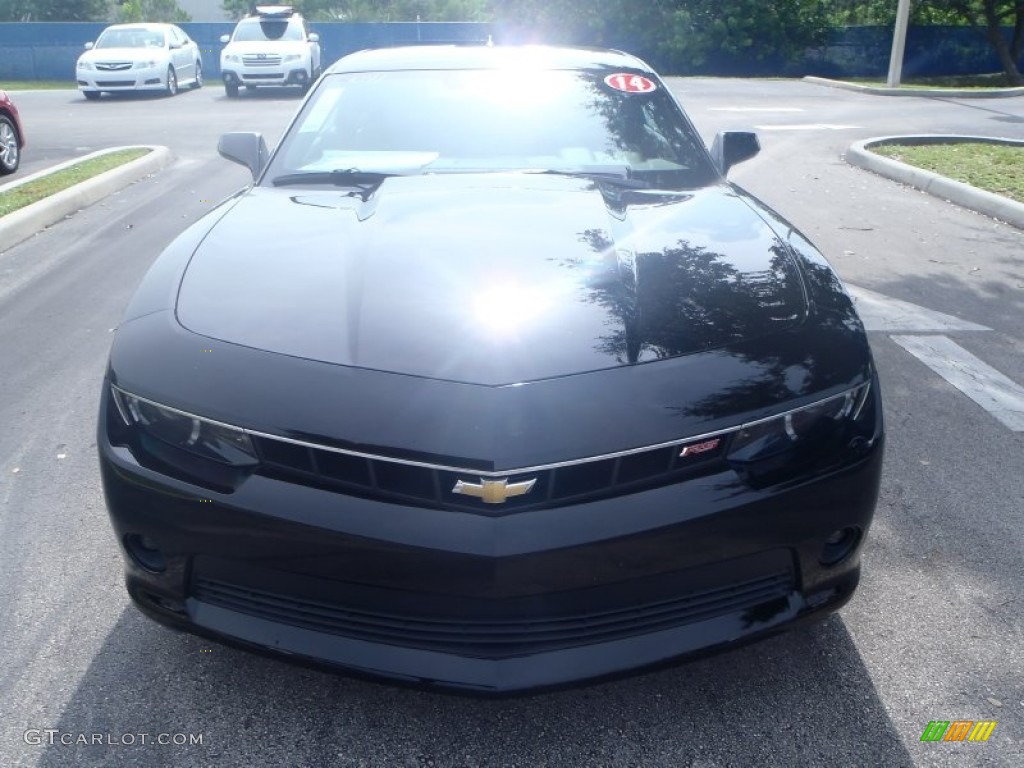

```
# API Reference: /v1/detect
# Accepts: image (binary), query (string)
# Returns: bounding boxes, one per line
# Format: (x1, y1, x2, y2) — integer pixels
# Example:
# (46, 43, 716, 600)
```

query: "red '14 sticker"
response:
(604, 73, 657, 93)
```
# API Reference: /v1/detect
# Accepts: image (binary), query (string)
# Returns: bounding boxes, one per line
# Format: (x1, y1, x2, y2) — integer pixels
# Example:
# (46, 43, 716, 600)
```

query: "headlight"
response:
(77, 60, 92, 70)
(109, 386, 258, 491)
(135, 60, 157, 69)
(282, 54, 301, 63)
(222, 54, 240, 64)
(112, 387, 256, 465)
(727, 381, 874, 486)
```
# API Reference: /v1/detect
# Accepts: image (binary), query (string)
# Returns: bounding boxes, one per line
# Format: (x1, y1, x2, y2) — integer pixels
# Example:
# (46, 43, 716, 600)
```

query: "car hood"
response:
(176, 174, 808, 386)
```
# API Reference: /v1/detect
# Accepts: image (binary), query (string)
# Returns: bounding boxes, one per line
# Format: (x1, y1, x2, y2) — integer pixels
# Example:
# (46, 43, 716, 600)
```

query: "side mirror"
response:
(710, 131, 760, 176)
(220, 34, 230, 44)
(308, 32, 319, 43)
(218, 132, 270, 181)
(169, 41, 182, 49)
(84, 42, 94, 50)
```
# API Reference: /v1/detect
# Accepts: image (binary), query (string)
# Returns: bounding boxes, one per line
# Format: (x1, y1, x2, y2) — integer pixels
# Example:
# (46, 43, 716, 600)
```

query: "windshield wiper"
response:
(530, 168, 651, 189)
(270, 168, 402, 188)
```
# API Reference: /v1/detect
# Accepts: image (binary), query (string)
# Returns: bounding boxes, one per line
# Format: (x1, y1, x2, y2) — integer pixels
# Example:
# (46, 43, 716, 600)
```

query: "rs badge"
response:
(679, 438, 720, 457)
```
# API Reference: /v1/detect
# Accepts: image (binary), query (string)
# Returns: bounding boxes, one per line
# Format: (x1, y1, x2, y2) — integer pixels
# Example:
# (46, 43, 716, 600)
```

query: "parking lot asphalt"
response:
(0, 146, 173, 252)
(0, 81, 1021, 767)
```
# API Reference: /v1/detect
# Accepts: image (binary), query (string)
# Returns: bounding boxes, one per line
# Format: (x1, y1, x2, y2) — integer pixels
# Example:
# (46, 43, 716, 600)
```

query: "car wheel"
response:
(0, 116, 20, 175)
(82, 90, 101, 101)
(225, 82, 239, 98)
(165, 66, 178, 97)
(192, 61, 203, 89)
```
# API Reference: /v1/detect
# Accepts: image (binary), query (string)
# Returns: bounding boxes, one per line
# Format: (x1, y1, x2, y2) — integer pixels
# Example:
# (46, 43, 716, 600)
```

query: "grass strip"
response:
(0, 149, 150, 218)
(0, 81, 77, 90)
(848, 73, 1018, 89)
(872, 142, 1024, 204)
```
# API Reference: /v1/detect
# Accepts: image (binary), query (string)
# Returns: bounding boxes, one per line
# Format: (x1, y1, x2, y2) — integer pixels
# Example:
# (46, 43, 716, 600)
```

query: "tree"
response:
(823, 0, 961, 25)
(1, 0, 108, 20)
(924, 1, 1024, 84)
(117, 0, 191, 22)
(320, 0, 489, 21)
(221, 0, 489, 21)
(491, 0, 830, 71)
(824, 0, 1024, 84)
(489, 0, 664, 46)
(661, 0, 831, 67)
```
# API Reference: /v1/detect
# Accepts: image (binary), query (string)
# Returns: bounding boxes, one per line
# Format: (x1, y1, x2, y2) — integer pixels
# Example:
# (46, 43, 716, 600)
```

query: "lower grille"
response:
(191, 568, 793, 658)
(242, 55, 282, 66)
(97, 80, 135, 87)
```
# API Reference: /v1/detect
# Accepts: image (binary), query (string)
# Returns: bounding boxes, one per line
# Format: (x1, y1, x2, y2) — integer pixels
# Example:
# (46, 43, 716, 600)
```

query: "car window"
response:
(269, 69, 717, 187)
(96, 28, 166, 49)
(231, 18, 305, 43)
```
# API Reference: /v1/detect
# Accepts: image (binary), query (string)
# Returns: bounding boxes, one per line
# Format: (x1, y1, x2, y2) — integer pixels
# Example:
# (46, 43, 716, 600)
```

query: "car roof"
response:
(251, 4, 298, 16)
(325, 45, 653, 74)
(240, 10, 302, 21)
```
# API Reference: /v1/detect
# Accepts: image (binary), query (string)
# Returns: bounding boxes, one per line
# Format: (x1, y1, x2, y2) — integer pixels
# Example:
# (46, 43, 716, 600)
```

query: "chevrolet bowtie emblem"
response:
(452, 477, 537, 504)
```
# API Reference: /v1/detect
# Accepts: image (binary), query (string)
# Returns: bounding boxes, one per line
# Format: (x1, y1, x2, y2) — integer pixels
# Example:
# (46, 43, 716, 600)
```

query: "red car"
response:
(0, 89, 25, 175)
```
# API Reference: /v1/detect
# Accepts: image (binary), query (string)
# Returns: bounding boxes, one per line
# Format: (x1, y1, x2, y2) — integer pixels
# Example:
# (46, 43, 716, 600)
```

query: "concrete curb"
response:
(846, 135, 1024, 230)
(0, 145, 173, 252)
(804, 75, 1024, 99)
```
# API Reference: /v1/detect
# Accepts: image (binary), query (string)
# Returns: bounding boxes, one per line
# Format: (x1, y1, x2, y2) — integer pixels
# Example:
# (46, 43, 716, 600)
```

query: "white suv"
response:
(220, 6, 321, 97)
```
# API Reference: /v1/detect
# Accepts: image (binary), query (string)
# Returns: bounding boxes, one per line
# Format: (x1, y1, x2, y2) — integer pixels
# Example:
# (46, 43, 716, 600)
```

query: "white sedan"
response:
(76, 23, 203, 100)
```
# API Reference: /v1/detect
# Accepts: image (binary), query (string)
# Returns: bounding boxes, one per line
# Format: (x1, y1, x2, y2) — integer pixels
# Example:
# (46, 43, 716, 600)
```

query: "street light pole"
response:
(887, 0, 913, 87)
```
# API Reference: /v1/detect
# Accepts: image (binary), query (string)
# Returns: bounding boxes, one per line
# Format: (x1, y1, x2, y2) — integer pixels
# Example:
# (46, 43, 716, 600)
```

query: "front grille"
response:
(96, 62, 132, 71)
(192, 568, 794, 658)
(252, 432, 731, 514)
(242, 73, 286, 80)
(242, 54, 282, 66)
(96, 80, 136, 87)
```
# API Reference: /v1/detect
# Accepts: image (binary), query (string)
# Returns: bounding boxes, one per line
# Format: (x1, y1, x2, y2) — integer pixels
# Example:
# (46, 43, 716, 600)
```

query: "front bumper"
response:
(77, 67, 166, 92)
(99, 385, 884, 693)
(221, 66, 310, 87)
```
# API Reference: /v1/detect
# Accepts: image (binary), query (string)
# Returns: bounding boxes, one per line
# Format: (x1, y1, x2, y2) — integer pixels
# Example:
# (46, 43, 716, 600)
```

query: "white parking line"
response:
(847, 285, 991, 333)
(891, 334, 1024, 431)
(753, 124, 860, 131)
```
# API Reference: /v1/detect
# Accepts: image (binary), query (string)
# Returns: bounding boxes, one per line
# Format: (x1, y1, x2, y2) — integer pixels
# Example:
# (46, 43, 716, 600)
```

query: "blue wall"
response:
(808, 25, 1016, 79)
(0, 22, 1017, 81)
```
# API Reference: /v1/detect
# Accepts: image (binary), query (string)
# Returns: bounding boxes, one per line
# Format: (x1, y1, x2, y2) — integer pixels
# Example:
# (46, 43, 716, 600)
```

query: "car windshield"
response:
(231, 18, 304, 42)
(266, 68, 717, 188)
(96, 28, 166, 49)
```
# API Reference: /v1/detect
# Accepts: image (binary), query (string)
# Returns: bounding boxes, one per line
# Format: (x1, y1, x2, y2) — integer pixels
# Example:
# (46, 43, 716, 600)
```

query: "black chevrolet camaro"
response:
(98, 45, 884, 693)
